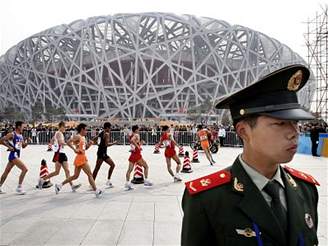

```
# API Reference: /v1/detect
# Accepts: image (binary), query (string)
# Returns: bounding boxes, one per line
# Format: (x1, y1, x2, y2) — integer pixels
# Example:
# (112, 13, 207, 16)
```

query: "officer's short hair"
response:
(233, 114, 259, 129)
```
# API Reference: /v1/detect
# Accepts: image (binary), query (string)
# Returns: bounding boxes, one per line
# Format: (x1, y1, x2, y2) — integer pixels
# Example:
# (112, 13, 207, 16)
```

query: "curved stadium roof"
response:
(0, 12, 314, 120)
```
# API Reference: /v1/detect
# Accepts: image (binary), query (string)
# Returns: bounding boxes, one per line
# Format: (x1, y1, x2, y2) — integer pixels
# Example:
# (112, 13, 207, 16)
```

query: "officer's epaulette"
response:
(185, 170, 231, 195)
(283, 166, 320, 186)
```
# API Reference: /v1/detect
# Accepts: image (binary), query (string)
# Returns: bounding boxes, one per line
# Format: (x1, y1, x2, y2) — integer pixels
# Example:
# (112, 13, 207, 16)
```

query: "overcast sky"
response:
(0, 0, 325, 60)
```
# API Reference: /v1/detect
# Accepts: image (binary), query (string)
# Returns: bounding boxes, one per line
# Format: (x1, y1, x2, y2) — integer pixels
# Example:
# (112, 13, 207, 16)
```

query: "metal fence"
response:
(0, 130, 243, 147)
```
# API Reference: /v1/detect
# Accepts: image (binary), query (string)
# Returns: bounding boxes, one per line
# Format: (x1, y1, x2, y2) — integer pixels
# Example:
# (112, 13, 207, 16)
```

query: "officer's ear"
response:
(235, 120, 252, 143)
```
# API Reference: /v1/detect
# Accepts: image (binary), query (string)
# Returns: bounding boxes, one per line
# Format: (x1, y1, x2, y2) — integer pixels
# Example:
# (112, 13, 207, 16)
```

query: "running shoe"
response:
(95, 189, 103, 198)
(174, 176, 182, 182)
(71, 183, 82, 192)
(16, 187, 26, 195)
(124, 183, 134, 191)
(105, 180, 114, 189)
(144, 180, 153, 187)
(55, 184, 61, 194)
(38, 178, 44, 190)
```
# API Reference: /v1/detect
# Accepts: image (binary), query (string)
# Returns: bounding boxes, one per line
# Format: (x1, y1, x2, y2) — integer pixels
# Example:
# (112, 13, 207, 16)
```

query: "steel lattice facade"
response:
(0, 13, 314, 120)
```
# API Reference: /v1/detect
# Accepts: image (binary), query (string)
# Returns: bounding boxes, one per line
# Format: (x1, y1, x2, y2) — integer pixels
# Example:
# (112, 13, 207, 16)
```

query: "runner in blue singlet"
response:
(0, 121, 30, 194)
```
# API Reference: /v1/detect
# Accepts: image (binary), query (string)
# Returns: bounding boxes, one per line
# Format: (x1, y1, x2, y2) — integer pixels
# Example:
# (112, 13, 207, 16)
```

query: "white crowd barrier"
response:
(0, 130, 243, 147)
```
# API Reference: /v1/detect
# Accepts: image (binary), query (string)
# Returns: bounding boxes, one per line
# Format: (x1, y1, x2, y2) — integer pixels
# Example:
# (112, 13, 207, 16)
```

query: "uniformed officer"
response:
(181, 64, 319, 246)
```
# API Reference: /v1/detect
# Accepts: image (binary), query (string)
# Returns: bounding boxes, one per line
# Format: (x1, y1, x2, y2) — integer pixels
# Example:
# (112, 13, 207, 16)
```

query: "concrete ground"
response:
(0, 145, 327, 245)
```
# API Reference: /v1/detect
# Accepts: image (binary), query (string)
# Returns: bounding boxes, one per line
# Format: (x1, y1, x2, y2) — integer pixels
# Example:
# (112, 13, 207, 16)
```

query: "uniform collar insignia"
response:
(188, 181, 197, 192)
(233, 177, 244, 192)
(286, 173, 297, 188)
(235, 228, 256, 237)
(287, 70, 303, 91)
(305, 213, 314, 229)
(200, 178, 211, 187)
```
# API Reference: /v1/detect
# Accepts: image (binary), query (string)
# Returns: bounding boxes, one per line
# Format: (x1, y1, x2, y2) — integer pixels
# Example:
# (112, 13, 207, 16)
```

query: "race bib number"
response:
(163, 140, 170, 147)
(53, 143, 59, 152)
(15, 141, 22, 150)
(199, 135, 208, 141)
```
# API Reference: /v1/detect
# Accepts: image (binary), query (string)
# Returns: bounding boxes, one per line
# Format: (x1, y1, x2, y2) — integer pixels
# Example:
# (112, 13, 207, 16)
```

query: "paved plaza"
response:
(0, 145, 327, 245)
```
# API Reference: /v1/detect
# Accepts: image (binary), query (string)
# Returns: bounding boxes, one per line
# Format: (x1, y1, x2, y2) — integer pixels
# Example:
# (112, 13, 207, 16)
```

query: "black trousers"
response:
(311, 139, 319, 156)
(219, 137, 225, 147)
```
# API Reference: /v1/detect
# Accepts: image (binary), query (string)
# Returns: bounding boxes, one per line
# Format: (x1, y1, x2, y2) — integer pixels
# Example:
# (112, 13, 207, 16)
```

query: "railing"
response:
(0, 130, 243, 147)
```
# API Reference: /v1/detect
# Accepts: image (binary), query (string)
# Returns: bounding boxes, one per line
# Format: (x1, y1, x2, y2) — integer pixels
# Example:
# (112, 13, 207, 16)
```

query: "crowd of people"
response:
(2, 120, 325, 139)
(0, 121, 236, 146)
(299, 121, 328, 133)
(0, 122, 232, 135)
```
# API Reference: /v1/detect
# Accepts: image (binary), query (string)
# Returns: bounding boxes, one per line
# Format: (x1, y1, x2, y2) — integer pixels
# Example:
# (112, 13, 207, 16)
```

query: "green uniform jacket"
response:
(181, 158, 319, 246)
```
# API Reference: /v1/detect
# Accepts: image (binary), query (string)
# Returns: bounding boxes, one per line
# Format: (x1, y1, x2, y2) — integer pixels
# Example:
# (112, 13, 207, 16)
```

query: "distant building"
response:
(0, 13, 314, 120)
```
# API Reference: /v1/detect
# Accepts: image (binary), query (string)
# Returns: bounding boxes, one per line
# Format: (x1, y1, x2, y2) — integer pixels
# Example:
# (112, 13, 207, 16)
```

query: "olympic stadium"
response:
(0, 13, 314, 120)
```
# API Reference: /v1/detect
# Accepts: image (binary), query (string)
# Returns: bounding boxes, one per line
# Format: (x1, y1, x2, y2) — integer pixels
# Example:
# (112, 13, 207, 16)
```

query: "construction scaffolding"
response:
(305, 5, 328, 122)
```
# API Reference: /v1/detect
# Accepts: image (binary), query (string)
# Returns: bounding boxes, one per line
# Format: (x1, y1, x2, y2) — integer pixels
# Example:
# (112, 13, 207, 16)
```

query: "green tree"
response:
(0, 105, 25, 121)
(44, 104, 66, 121)
(187, 98, 214, 123)
(31, 102, 66, 122)
(221, 111, 232, 126)
(31, 102, 44, 122)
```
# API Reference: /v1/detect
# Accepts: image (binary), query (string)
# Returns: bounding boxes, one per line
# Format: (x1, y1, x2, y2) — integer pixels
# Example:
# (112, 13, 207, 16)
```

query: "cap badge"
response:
(287, 70, 303, 91)
(233, 177, 244, 192)
(219, 173, 226, 178)
(236, 227, 256, 237)
(305, 213, 314, 229)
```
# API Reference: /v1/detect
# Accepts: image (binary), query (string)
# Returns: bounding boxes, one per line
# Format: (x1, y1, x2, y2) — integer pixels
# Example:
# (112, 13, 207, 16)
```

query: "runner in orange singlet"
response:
(38, 121, 81, 191)
(197, 125, 215, 165)
(54, 123, 103, 198)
